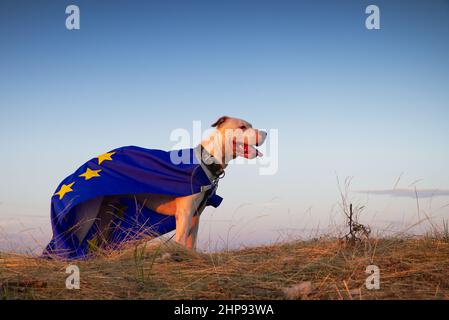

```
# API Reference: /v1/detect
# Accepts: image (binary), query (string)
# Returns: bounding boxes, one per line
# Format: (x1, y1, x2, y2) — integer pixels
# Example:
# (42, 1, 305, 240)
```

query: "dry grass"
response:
(1, 237, 449, 300)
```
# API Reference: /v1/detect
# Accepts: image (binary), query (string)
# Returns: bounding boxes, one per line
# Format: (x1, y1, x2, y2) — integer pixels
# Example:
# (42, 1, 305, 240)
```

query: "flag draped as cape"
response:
(43, 146, 222, 259)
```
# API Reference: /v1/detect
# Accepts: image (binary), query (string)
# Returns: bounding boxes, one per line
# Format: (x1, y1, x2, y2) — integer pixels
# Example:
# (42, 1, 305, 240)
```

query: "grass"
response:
(1, 236, 449, 300)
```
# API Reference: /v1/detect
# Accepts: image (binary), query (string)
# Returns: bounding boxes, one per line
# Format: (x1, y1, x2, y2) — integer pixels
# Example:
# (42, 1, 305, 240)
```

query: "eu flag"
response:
(43, 146, 222, 259)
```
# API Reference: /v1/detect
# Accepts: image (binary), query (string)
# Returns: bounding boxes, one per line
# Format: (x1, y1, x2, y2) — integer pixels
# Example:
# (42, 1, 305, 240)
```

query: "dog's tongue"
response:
(236, 143, 262, 158)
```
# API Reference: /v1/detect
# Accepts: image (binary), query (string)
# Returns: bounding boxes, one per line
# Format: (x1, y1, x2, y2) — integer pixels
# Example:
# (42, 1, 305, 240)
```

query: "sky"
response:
(1, 0, 449, 253)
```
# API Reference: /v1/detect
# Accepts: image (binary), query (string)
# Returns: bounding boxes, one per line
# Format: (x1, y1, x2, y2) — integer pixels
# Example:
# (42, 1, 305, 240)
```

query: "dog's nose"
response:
(256, 130, 267, 146)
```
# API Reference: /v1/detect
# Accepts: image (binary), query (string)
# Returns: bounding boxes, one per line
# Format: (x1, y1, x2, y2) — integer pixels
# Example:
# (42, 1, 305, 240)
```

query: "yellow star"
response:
(54, 182, 75, 200)
(97, 152, 115, 165)
(79, 168, 101, 181)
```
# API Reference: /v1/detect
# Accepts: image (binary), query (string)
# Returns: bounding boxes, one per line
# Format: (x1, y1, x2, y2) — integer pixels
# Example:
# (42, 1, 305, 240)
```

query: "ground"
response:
(1, 238, 449, 299)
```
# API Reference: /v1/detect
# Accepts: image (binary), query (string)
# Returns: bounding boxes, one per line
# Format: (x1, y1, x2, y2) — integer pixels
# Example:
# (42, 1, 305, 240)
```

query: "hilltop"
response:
(1, 237, 448, 299)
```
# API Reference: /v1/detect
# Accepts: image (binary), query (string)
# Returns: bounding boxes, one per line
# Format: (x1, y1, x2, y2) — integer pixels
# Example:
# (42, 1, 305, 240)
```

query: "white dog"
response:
(74, 116, 267, 250)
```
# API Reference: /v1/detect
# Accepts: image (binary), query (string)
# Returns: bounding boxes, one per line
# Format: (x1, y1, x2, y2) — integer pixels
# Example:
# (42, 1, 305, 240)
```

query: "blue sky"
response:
(1, 0, 449, 251)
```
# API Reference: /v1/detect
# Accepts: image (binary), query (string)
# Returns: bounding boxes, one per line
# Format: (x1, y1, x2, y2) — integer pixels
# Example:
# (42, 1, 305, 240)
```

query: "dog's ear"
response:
(211, 116, 229, 128)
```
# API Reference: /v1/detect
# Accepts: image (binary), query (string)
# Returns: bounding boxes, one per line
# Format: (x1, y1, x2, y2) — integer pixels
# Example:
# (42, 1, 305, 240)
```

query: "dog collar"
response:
(199, 146, 225, 181)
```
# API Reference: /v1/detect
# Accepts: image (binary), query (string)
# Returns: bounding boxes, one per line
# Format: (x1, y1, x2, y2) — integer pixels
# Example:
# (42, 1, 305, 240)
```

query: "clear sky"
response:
(1, 0, 449, 252)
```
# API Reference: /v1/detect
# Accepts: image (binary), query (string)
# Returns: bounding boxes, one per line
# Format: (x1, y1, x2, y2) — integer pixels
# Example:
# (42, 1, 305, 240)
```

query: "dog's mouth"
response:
(234, 142, 263, 159)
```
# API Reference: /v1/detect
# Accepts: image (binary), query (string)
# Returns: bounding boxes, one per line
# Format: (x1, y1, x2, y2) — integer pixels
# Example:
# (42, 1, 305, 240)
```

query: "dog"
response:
(73, 116, 267, 250)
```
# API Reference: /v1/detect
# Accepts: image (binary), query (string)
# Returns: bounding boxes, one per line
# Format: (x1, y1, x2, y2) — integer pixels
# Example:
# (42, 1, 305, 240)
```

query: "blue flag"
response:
(43, 146, 222, 259)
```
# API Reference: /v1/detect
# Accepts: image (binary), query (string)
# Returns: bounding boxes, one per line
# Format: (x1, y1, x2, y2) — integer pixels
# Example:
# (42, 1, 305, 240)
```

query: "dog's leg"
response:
(74, 196, 104, 243)
(186, 214, 200, 250)
(175, 209, 192, 246)
(174, 193, 203, 247)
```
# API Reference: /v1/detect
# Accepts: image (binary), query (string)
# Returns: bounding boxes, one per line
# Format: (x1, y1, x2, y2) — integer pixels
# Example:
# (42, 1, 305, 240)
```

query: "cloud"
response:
(356, 188, 449, 199)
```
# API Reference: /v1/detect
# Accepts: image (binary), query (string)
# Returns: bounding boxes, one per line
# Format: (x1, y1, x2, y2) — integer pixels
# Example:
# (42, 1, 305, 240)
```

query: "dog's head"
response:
(210, 116, 267, 162)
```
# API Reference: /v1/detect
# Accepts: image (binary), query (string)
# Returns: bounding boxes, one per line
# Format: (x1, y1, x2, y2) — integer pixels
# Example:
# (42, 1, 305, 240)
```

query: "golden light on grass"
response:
(1, 236, 449, 299)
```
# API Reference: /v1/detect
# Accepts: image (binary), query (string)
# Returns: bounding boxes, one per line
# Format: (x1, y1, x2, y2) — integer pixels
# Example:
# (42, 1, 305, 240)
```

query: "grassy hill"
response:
(1, 237, 449, 300)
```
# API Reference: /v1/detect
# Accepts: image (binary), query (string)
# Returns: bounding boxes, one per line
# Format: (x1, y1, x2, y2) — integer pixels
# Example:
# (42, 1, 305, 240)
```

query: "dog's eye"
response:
(239, 126, 246, 130)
